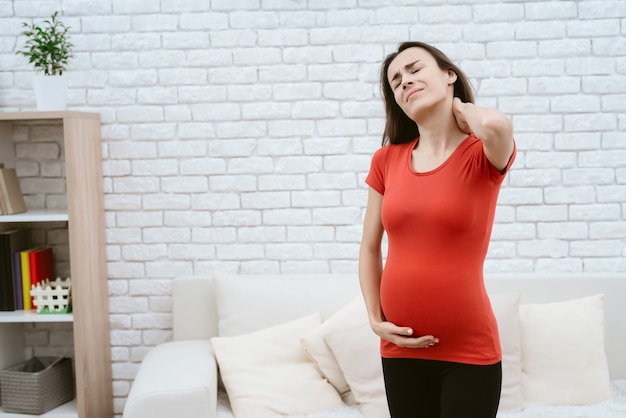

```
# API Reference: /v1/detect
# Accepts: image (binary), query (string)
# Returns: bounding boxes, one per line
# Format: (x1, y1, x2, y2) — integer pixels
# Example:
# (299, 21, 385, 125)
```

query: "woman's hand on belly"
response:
(371, 320, 439, 349)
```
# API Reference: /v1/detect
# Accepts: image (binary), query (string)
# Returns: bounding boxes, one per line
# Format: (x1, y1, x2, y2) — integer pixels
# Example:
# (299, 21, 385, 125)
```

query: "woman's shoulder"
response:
(379, 138, 417, 155)
(371, 139, 411, 167)
(459, 133, 483, 155)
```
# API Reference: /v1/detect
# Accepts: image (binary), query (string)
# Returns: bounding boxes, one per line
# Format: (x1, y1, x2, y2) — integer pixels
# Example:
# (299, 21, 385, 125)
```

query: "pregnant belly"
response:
(380, 270, 487, 340)
(378, 267, 501, 363)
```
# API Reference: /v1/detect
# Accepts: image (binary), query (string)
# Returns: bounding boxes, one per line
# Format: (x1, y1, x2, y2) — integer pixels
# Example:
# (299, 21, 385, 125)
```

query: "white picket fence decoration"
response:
(30, 278, 72, 314)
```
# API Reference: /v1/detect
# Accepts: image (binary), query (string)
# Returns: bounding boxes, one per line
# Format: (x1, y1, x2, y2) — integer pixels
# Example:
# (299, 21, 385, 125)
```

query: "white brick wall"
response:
(1, 0, 625, 415)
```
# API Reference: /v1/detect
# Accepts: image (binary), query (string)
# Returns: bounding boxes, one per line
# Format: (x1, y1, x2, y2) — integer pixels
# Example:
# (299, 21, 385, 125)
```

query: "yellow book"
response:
(20, 249, 33, 310)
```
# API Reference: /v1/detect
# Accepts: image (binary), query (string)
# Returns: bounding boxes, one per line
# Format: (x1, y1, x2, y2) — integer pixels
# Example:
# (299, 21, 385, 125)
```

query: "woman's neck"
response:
(415, 110, 467, 155)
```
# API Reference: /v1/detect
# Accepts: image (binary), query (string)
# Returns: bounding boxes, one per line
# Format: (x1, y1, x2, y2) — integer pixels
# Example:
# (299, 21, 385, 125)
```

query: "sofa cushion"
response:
(210, 313, 345, 418)
(301, 295, 365, 402)
(213, 271, 360, 337)
(519, 294, 611, 405)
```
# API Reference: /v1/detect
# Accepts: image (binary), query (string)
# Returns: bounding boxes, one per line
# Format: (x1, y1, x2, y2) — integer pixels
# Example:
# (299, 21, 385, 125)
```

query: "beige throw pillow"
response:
(519, 294, 611, 405)
(210, 313, 345, 418)
(301, 295, 367, 402)
(324, 323, 390, 418)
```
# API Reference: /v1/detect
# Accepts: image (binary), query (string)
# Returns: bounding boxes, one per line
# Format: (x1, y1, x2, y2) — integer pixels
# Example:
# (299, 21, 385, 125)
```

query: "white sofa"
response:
(123, 272, 626, 418)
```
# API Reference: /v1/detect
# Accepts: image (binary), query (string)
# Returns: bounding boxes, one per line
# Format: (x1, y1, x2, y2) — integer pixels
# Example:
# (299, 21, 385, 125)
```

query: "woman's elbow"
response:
(482, 114, 513, 144)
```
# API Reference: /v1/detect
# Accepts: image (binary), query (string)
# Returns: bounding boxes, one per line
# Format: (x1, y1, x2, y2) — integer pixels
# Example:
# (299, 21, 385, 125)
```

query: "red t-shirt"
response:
(365, 134, 516, 365)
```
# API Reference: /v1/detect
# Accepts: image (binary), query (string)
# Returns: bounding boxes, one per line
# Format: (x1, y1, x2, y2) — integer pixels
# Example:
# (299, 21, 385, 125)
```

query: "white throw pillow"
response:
(301, 295, 367, 402)
(210, 313, 345, 418)
(490, 293, 523, 412)
(519, 294, 611, 405)
(324, 323, 389, 418)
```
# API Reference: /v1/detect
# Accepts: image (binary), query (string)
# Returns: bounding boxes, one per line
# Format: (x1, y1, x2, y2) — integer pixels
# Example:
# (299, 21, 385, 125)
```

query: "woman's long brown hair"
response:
(380, 42, 475, 146)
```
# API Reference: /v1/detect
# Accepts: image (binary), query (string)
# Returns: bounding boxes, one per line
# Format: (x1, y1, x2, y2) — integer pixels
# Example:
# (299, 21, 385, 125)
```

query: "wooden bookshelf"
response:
(0, 111, 112, 418)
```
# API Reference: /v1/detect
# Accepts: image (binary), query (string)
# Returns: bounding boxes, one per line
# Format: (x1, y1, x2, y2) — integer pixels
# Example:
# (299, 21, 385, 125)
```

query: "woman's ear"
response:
(447, 70, 457, 84)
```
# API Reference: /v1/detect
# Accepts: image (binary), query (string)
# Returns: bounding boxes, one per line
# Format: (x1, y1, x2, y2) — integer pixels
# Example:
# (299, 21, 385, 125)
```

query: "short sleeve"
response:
(487, 139, 517, 184)
(365, 146, 389, 195)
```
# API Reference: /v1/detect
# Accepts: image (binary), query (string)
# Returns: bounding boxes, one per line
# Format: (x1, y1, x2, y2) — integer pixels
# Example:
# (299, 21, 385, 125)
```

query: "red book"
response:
(29, 247, 54, 308)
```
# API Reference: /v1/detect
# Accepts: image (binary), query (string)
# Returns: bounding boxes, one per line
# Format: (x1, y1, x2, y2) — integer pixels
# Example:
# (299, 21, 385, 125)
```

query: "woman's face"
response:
(386, 47, 457, 120)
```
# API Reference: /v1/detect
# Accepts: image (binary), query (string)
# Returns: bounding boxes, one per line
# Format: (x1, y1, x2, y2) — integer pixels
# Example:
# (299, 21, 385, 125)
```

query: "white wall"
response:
(1, 0, 625, 414)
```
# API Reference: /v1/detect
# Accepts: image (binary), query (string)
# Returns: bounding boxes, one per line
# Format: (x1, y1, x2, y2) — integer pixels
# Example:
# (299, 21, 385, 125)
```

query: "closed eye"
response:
(389, 59, 422, 89)
(393, 69, 422, 89)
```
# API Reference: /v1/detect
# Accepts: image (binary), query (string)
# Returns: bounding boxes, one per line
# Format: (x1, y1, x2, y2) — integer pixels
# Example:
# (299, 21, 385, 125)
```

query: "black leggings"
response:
(381, 357, 502, 418)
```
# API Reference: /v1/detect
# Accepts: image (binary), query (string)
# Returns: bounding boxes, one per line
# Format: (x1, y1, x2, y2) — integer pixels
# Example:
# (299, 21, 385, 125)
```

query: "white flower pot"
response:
(32, 75, 68, 111)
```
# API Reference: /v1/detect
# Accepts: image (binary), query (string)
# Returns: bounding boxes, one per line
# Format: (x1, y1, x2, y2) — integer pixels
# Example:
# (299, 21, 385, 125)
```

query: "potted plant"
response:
(15, 11, 74, 111)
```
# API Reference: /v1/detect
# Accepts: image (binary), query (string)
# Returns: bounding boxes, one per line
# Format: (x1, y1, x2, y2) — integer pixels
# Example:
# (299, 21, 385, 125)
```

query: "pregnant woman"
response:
(359, 41, 516, 418)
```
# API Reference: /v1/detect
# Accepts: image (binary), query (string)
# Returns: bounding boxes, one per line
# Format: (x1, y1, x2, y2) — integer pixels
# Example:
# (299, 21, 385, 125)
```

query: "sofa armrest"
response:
(123, 340, 217, 418)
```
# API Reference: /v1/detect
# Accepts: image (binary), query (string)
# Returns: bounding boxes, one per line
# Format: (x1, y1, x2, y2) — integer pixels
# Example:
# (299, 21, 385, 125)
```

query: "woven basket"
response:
(0, 357, 74, 415)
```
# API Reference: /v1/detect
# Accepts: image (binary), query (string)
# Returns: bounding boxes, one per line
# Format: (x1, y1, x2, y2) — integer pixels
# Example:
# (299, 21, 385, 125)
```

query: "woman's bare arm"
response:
(359, 187, 386, 326)
(452, 97, 514, 172)
(359, 187, 439, 349)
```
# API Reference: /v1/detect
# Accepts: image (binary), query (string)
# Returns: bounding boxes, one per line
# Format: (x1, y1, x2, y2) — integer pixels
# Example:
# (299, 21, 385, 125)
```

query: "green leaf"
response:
(15, 11, 73, 74)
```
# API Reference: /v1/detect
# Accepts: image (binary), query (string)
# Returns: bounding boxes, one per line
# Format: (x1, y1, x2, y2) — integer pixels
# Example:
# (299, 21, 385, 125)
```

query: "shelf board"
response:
(0, 111, 99, 121)
(0, 399, 76, 417)
(0, 310, 73, 324)
(0, 210, 68, 223)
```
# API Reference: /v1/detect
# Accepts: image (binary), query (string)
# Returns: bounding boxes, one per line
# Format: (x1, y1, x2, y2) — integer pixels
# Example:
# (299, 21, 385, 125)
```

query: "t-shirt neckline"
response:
(407, 134, 474, 176)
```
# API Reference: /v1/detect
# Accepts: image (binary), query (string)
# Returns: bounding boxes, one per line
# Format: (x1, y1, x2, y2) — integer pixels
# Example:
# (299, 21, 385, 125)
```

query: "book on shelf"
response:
(0, 182, 6, 215)
(0, 167, 27, 215)
(0, 228, 31, 311)
(20, 249, 34, 310)
(13, 251, 23, 310)
(28, 247, 54, 309)
(0, 232, 8, 309)
(0, 188, 5, 214)
(14, 247, 56, 312)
